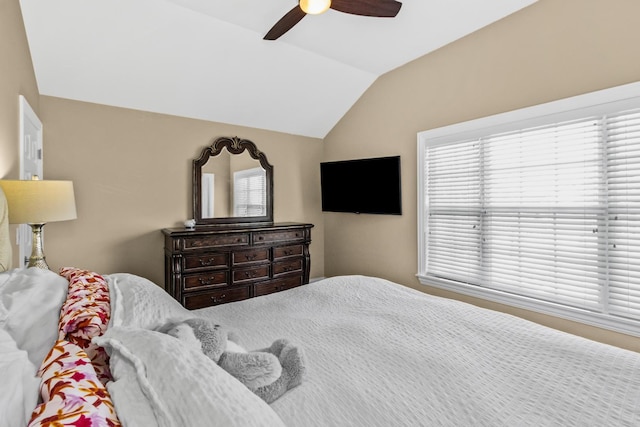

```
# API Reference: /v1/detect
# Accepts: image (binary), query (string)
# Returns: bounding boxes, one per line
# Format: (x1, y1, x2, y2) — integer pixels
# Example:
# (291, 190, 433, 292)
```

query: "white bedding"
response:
(189, 275, 640, 427)
(6, 268, 638, 426)
(0, 268, 68, 427)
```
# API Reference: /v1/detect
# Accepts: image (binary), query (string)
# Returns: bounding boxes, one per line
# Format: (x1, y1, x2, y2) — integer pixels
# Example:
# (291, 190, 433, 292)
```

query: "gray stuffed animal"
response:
(159, 318, 306, 403)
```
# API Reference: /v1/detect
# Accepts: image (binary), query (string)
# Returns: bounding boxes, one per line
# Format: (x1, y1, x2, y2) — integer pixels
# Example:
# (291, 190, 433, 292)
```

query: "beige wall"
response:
(323, 0, 640, 351)
(38, 96, 324, 286)
(0, 0, 40, 270)
(0, 0, 39, 181)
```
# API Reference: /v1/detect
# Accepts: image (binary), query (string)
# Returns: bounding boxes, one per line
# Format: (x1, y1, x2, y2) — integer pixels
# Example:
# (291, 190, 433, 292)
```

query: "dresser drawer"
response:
(253, 229, 305, 245)
(254, 276, 303, 297)
(184, 233, 249, 250)
(233, 265, 270, 284)
(184, 271, 228, 290)
(184, 287, 250, 310)
(232, 248, 270, 265)
(273, 258, 303, 276)
(273, 244, 303, 259)
(184, 253, 228, 271)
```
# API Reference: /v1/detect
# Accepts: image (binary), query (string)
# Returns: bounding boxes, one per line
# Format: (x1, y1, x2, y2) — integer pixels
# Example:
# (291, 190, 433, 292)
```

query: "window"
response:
(417, 82, 640, 336)
(233, 167, 266, 217)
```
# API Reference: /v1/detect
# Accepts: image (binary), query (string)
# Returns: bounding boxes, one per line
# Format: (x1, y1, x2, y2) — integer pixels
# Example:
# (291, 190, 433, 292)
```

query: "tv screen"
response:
(320, 156, 402, 215)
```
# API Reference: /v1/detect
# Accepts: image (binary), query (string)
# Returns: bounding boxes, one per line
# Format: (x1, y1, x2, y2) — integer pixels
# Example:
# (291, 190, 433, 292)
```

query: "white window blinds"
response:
(423, 106, 640, 332)
(606, 110, 640, 319)
(424, 140, 482, 285)
(233, 167, 266, 217)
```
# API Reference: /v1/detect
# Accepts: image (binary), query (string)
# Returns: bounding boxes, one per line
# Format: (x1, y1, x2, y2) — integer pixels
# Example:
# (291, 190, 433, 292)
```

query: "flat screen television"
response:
(320, 155, 402, 215)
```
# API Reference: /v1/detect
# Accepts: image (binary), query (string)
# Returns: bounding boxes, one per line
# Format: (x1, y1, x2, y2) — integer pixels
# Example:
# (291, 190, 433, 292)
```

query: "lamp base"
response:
(27, 223, 49, 269)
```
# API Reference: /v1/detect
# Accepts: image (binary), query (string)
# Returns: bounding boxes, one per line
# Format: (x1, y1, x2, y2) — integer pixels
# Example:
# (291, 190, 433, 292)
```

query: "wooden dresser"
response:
(163, 222, 313, 309)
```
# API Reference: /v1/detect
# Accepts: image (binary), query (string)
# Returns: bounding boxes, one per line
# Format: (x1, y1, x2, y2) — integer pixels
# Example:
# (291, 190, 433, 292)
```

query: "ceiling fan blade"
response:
(330, 0, 402, 17)
(264, 6, 307, 40)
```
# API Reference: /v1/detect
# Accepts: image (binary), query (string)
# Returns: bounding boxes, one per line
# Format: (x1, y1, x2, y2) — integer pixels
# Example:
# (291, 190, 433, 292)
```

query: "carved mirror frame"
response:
(193, 136, 274, 226)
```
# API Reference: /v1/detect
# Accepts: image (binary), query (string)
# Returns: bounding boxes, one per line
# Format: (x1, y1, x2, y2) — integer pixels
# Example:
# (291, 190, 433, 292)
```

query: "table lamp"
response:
(0, 179, 77, 269)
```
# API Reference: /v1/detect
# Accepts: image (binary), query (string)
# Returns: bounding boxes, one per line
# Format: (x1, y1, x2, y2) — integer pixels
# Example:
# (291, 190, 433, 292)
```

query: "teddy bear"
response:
(158, 317, 306, 403)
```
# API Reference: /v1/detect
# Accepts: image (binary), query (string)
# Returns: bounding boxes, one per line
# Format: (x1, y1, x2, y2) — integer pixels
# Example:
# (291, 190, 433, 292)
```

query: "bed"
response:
(2, 267, 640, 427)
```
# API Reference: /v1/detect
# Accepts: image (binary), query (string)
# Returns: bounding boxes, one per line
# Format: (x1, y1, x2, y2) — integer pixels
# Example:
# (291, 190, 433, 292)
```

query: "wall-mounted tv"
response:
(320, 155, 402, 215)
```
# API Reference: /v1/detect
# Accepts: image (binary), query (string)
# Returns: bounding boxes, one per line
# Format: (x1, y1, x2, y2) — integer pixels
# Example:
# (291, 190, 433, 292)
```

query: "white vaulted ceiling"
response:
(19, 0, 537, 138)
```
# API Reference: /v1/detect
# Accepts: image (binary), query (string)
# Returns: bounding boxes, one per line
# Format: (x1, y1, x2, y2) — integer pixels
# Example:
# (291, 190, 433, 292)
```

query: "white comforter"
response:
(193, 275, 640, 427)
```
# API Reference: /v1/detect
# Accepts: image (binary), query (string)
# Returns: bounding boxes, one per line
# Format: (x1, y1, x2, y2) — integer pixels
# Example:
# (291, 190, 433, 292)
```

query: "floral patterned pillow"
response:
(58, 267, 112, 383)
(28, 340, 121, 427)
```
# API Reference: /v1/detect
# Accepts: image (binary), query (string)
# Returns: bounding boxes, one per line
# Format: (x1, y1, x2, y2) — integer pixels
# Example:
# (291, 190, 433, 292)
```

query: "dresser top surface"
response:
(162, 222, 314, 237)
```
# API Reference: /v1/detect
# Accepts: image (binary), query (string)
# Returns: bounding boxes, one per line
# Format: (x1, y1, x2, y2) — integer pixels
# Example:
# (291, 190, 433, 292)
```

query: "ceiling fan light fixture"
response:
(300, 0, 331, 15)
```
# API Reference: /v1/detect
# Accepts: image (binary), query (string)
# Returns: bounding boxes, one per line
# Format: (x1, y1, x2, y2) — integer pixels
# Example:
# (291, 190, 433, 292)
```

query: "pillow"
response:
(28, 339, 120, 427)
(103, 348, 158, 427)
(0, 268, 68, 367)
(94, 327, 286, 427)
(106, 273, 189, 329)
(0, 329, 40, 427)
(58, 267, 113, 383)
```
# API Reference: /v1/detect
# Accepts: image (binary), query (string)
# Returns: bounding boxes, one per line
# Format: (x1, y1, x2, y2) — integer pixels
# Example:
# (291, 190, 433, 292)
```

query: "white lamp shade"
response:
(300, 0, 331, 14)
(0, 180, 77, 224)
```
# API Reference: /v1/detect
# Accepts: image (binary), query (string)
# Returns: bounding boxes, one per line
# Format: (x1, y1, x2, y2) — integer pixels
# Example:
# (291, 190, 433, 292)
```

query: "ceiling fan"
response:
(264, 0, 403, 40)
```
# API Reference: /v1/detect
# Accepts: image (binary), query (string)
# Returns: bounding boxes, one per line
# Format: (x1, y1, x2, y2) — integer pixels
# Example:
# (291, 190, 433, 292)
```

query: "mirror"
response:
(193, 136, 273, 226)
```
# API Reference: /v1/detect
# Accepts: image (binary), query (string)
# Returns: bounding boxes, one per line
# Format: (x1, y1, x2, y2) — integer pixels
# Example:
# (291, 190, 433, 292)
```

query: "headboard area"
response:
(0, 187, 11, 271)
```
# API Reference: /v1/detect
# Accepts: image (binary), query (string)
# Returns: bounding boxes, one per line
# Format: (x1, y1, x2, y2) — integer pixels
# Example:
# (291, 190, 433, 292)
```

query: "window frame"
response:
(417, 81, 640, 337)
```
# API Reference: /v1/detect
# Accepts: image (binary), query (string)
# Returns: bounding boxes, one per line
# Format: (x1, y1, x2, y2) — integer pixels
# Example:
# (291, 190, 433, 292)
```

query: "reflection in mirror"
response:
(200, 150, 266, 218)
(233, 167, 266, 217)
(193, 136, 274, 226)
(201, 173, 215, 218)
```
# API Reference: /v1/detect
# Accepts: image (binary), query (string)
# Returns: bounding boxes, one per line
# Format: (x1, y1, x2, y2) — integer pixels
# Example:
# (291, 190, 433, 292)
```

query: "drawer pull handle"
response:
(245, 254, 257, 261)
(284, 250, 293, 255)
(199, 258, 214, 266)
(258, 236, 264, 241)
(244, 271, 257, 278)
(211, 294, 226, 303)
(199, 277, 213, 285)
